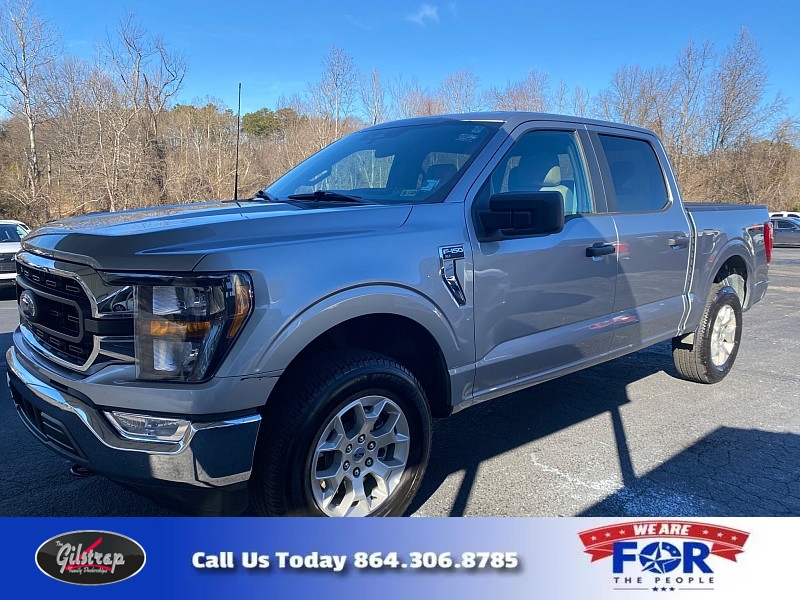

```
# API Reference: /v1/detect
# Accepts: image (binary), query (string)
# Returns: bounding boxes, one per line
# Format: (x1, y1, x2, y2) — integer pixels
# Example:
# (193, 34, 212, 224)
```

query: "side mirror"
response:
(478, 191, 565, 238)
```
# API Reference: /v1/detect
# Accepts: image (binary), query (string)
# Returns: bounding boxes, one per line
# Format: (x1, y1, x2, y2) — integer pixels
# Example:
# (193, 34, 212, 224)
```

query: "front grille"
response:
(31, 326, 94, 365)
(16, 263, 87, 299)
(16, 262, 94, 365)
(15, 256, 134, 370)
(33, 293, 82, 337)
(0, 252, 14, 273)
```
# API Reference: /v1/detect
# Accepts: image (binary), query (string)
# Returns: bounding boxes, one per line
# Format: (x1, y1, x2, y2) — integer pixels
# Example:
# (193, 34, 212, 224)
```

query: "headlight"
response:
(133, 273, 252, 382)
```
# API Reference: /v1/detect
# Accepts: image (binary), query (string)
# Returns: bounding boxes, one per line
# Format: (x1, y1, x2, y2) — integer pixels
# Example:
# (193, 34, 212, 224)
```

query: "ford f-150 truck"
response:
(6, 112, 772, 517)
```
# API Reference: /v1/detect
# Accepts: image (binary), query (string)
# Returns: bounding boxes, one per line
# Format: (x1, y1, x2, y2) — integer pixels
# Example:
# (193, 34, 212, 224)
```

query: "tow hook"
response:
(69, 464, 96, 478)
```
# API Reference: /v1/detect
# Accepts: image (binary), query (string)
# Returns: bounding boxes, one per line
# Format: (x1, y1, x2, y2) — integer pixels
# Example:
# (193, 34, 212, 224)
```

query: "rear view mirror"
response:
(478, 191, 565, 239)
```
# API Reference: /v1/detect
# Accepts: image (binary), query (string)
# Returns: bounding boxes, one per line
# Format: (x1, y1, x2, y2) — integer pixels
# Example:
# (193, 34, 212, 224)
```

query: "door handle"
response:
(586, 242, 616, 258)
(669, 234, 690, 248)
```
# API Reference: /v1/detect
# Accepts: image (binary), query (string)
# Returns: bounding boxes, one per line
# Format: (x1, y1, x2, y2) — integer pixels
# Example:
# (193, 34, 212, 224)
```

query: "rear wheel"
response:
(250, 350, 432, 517)
(672, 284, 742, 384)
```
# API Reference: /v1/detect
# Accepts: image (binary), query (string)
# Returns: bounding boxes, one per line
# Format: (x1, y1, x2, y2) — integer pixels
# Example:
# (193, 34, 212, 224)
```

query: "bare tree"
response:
(359, 66, 386, 126)
(389, 74, 442, 118)
(44, 56, 103, 216)
(571, 84, 590, 117)
(486, 67, 550, 112)
(164, 98, 242, 200)
(663, 39, 714, 195)
(0, 0, 60, 217)
(439, 68, 481, 113)
(92, 13, 187, 210)
(553, 80, 569, 114)
(596, 64, 675, 135)
(274, 94, 316, 170)
(309, 44, 357, 143)
(706, 27, 784, 152)
(3, 10, 799, 225)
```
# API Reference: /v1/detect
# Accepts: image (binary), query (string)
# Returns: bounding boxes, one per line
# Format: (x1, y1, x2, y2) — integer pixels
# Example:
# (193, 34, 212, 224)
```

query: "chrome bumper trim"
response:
(6, 346, 261, 487)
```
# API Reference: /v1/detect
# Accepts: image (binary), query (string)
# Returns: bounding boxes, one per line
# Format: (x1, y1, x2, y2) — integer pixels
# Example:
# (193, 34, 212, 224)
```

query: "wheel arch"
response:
(712, 252, 749, 306)
(697, 240, 754, 308)
(258, 287, 461, 419)
(683, 239, 755, 337)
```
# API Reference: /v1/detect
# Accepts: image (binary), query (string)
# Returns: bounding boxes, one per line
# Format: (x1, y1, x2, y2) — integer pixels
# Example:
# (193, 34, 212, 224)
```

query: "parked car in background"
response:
(770, 216, 800, 247)
(0, 220, 29, 288)
(770, 211, 800, 219)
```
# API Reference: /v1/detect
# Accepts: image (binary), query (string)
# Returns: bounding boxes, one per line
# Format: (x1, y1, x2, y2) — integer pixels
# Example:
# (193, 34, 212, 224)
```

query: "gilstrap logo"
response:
(36, 530, 146, 585)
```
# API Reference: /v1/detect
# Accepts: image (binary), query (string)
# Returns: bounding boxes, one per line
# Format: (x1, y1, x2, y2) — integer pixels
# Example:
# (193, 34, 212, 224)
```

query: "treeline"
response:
(1, 0, 798, 227)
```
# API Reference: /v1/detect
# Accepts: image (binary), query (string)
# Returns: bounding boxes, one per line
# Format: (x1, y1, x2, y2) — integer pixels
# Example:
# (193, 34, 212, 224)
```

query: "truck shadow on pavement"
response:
(406, 341, 800, 517)
(3, 328, 797, 517)
(578, 426, 800, 517)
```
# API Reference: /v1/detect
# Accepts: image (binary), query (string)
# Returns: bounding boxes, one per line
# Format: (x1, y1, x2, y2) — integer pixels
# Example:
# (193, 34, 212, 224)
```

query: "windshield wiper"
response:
(287, 190, 364, 203)
(252, 189, 282, 202)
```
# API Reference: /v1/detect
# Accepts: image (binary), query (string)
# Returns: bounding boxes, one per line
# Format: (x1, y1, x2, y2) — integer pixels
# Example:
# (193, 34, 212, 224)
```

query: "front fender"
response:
(249, 285, 469, 377)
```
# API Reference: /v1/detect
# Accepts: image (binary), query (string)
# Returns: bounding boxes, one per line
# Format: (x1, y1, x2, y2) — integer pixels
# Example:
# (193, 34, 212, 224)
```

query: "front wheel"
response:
(250, 350, 432, 517)
(672, 283, 743, 384)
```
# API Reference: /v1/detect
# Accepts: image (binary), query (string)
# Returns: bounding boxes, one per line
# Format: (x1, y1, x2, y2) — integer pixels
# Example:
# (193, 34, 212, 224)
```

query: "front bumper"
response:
(6, 346, 262, 515)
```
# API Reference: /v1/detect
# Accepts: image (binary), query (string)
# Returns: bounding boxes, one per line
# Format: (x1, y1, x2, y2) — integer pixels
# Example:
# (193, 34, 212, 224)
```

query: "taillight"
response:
(764, 221, 773, 263)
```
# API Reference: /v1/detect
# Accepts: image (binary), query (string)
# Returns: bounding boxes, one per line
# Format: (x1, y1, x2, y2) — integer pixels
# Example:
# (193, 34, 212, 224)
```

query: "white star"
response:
(702, 529, 709, 535)
(717, 532, 724, 538)
(605, 532, 612, 538)
(591, 536, 597, 541)
(731, 536, 738, 541)
(619, 529, 626, 535)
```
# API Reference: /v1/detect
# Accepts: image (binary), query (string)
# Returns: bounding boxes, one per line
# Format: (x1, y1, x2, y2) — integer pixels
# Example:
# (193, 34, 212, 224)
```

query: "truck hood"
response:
(22, 200, 412, 272)
(0, 241, 21, 254)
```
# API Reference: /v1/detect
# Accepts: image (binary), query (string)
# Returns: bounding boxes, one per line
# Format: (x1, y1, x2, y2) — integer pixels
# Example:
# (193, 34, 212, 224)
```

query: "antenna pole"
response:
(234, 82, 242, 200)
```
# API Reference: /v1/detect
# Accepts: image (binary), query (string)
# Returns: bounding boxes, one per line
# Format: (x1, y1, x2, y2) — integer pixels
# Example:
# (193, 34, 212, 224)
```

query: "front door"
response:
(470, 125, 618, 399)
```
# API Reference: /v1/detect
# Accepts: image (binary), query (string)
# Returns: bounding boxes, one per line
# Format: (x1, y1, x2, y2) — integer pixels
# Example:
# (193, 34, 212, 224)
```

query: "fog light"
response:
(106, 412, 190, 443)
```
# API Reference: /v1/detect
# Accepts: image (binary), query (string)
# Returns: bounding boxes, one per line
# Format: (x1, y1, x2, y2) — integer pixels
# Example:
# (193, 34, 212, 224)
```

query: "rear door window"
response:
(598, 134, 669, 213)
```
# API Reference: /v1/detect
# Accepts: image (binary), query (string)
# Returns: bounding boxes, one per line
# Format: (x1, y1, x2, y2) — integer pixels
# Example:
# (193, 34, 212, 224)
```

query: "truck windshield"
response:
(263, 120, 503, 205)
(0, 224, 27, 242)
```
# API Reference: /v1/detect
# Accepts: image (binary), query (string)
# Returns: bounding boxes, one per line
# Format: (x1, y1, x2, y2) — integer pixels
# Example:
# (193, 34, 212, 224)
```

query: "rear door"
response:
(468, 122, 619, 397)
(588, 128, 692, 351)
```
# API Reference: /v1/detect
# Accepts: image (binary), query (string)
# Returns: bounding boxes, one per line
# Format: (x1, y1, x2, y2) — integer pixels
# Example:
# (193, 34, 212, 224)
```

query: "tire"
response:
(672, 283, 743, 384)
(250, 349, 432, 517)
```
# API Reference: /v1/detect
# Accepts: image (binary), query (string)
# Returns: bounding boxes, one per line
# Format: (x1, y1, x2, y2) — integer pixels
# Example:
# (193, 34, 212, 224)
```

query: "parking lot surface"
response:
(1, 248, 798, 517)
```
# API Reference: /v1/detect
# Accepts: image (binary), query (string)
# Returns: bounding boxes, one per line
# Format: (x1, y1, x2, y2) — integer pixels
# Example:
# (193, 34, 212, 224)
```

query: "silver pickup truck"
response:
(6, 112, 772, 517)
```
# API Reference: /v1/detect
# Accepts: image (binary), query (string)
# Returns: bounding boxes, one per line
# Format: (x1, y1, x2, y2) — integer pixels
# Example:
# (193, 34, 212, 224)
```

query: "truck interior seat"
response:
(508, 157, 576, 215)
(423, 163, 458, 188)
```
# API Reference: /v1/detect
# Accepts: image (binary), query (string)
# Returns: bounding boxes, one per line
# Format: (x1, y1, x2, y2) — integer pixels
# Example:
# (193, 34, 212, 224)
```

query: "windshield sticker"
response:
(309, 169, 329, 183)
(472, 126, 486, 133)
(400, 189, 418, 197)
(456, 134, 478, 142)
(420, 179, 440, 192)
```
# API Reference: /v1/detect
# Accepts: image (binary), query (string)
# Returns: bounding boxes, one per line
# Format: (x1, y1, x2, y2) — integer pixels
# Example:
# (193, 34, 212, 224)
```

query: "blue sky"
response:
(37, 0, 799, 119)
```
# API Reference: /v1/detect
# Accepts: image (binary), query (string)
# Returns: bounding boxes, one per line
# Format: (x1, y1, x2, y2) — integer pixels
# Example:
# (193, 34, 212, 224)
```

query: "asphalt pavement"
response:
(1, 248, 798, 517)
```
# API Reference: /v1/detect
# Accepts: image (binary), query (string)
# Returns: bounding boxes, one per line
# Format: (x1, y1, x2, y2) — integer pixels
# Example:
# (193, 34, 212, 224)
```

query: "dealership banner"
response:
(1, 517, 793, 598)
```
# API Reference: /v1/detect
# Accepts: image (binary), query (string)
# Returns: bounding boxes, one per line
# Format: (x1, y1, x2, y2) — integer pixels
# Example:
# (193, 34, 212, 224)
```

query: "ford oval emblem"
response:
(19, 290, 37, 322)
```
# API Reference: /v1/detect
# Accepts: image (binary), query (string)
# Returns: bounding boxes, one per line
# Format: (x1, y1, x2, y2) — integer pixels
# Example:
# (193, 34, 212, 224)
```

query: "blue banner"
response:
(3, 517, 791, 598)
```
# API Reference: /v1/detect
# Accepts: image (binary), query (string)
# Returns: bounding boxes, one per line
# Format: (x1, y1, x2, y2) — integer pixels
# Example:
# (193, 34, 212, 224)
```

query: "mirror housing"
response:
(478, 191, 565, 238)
